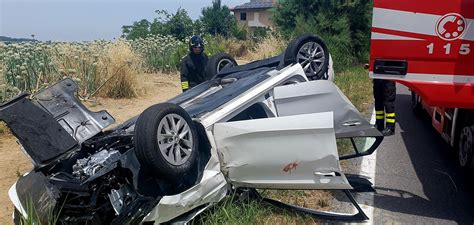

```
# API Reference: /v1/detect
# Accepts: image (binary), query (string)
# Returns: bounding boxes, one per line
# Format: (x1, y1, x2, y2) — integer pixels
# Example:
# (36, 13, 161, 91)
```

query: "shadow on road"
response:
(370, 89, 474, 224)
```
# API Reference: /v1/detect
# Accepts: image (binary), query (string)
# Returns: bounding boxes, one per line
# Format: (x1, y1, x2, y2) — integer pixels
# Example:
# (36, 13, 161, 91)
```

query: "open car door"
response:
(212, 80, 382, 221)
(369, 0, 474, 108)
(212, 80, 383, 190)
(214, 112, 350, 190)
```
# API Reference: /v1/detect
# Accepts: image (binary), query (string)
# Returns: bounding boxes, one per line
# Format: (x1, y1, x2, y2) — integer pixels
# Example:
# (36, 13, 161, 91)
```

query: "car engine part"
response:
(72, 149, 121, 180)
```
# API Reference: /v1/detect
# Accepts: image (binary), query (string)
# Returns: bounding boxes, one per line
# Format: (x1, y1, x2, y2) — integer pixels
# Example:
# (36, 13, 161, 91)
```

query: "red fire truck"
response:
(370, 0, 474, 169)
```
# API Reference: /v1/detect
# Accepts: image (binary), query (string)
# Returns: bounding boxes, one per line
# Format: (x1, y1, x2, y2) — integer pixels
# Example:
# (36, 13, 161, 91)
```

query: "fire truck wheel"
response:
(458, 125, 474, 169)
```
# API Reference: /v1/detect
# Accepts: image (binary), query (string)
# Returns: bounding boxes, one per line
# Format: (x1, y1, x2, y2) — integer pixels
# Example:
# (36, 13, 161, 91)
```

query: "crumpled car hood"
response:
(0, 79, 115, 166)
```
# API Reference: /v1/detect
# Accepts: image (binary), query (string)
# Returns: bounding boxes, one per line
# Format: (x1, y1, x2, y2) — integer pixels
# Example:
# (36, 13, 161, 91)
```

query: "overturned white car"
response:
(1, 34, 382, 224)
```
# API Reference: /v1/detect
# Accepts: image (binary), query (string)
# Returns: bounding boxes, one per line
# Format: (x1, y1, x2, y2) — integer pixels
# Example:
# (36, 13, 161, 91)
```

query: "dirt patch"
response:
(0, 135, 31, 224)
(0, 73, 181, 224)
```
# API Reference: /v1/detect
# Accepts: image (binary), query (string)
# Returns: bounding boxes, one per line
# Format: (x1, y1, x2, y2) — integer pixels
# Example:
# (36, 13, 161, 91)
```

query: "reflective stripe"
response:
(376, 116, 385, 119)
(386, 113, 396, 117)
(386, 119, 396, 123)
(376, 111, 385, 115)
(372, 8, 474, 41)
(181, 81, 189, 89)
(369, 72, 474, 84)
(371, 32, 424, 41)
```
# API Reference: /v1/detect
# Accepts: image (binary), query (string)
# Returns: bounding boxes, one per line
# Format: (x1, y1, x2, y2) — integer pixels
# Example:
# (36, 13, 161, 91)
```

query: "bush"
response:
(221, 38, 253, 58)
(202, 34, 226, 56)
(98, 41, 140, 98)
(131, 35, 187, 73)
(231, 24, 248, 41)
(244, 34, 288, 61)
(251, 27, 271, 41)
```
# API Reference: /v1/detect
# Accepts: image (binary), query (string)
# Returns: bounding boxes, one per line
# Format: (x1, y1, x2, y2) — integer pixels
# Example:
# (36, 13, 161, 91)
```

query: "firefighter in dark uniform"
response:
(180, 35, 208, 92)
(373, 79, 396, 136)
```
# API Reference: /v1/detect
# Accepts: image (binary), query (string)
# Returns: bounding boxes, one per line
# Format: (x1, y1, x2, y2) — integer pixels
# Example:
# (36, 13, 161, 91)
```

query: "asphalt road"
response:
(351, 84, 474, 224)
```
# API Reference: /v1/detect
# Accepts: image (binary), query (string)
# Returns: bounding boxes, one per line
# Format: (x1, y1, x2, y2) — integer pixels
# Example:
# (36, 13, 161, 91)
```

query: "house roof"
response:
(231, 1, 275, 10)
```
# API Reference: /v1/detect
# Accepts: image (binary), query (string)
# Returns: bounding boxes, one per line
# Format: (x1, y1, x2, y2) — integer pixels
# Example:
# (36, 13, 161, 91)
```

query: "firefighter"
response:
(373, 79, 396, 136)
(180, 35, 208, 92)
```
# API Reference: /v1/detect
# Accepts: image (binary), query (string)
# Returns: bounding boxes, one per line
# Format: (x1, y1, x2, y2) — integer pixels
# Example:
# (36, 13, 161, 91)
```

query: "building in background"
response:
(230, 0, 276, 31)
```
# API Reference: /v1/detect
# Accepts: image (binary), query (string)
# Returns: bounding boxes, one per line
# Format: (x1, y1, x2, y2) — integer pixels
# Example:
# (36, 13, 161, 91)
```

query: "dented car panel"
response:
(33, 79, 115, 144)
(0, 79, 115, 167)
(142, 169, 228, 223)
(214, 112, 352, 190)
(273, 81, 381, 138)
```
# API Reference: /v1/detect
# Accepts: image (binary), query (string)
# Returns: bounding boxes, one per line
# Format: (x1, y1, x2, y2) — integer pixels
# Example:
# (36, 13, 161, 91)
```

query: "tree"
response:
(200, 0, 236, 37)
(166, 8, 194, 40)
(149, 10, 171, 36)
(123, 9, 194, 40)
(122, 19, 151, 40)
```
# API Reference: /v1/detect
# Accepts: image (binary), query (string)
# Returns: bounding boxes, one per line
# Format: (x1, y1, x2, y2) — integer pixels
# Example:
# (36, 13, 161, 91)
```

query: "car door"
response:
(212, 80, 382, 190)
(213, 111, 352, 190)
(272, 80, 383, 160)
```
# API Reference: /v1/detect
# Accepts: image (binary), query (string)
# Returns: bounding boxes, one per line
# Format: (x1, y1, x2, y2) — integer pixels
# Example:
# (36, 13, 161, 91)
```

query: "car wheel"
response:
(283, 34, 330, 80)
(411, 91, 423, 116)
(134, 103, 198, 181)
(458, 125, 474, 170)
(206, 52, 238, 80)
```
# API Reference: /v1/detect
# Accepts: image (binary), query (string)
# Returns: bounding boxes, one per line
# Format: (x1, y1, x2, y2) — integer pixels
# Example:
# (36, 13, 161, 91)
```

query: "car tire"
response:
(134, 103, 198, 181)
(458, 125, 474, 170)
(206, 52, 238, 80)
(282, 34, 330, 80)
(411, 91, 423, 116)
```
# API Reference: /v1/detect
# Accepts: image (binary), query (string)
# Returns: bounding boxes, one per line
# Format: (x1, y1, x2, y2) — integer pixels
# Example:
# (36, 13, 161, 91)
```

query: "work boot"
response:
(382, 127, 395, 136)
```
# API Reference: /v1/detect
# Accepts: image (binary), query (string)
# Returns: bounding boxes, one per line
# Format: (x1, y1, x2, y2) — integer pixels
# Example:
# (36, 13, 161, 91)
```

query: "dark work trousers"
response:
(373, 79, 396, 131)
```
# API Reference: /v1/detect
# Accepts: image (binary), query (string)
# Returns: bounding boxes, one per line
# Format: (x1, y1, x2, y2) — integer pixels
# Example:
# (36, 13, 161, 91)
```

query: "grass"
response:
(334, 65, 373, 114)
(98, 41, 140, 98)
(0, 121, 7, 134)
(0, 40, 142, 101)
(337, 138, 354, 157)
(17, 197, 63, 225)
(243, 34, 288, 61)
(15, 168, 23, 178)
(194, 193, 320, 225)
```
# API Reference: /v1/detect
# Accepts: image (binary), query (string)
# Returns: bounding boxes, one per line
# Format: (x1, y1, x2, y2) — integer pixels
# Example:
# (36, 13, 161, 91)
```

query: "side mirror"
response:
(337, 136, 383, 160)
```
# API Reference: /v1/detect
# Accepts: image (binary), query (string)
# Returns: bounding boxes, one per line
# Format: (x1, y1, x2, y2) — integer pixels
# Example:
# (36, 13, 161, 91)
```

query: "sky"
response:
(0, 0, 248, 41)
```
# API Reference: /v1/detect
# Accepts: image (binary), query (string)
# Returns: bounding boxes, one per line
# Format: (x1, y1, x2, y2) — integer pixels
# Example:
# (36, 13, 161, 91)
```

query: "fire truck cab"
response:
(370, 0, 474, 169)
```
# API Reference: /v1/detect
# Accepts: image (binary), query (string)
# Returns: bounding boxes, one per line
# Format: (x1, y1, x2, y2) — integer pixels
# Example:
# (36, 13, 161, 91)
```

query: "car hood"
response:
(0, 79, 115, 167)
